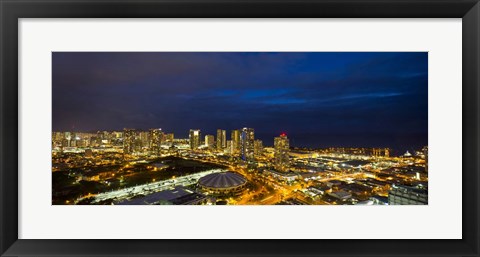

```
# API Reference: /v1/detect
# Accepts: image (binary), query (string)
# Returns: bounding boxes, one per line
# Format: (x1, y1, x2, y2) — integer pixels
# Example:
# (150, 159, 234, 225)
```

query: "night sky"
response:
(52, 52, 428, 151)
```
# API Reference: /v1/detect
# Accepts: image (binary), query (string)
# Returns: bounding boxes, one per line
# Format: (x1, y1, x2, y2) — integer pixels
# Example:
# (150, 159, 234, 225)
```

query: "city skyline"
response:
(52, 125, 427, 205)
(52, 127, 409, 155)
(53, 52, 428, 150)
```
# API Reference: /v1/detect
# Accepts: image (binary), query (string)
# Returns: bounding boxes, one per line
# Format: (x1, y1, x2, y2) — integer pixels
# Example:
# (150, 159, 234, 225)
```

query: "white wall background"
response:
(19, 19, 462, 239)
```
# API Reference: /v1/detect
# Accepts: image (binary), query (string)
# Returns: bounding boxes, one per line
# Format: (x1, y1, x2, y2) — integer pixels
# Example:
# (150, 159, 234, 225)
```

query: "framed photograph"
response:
(1, 0, 479, 256)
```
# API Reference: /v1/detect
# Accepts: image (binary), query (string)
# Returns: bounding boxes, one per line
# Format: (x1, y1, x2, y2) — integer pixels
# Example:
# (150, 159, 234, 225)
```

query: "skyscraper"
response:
(139, 131, 150, 148)
(254, 139, 263, 156)
(240, 128, 255, 162)
(149, 128, 163, 155)
(226, 140, 233, 155)
(189, 129, 201, 150)
(231, 130, 241, 153)
(216, 129, 226, 150)
(205, 135, 215, 148)
(274, 133, 290, 172)
(423, 146, 428, 172)
(164, 133, 174, 143)
(64, 132, 72, 147)
(123, 128, 136, 155)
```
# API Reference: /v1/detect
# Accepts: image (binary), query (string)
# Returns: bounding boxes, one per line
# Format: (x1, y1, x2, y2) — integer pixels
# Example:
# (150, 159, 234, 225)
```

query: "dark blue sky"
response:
(52, 52, 428, 151)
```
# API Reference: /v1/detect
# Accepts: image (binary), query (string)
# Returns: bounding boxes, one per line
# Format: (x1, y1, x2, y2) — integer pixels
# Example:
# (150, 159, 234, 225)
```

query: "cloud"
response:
(52, 52, 428, 150)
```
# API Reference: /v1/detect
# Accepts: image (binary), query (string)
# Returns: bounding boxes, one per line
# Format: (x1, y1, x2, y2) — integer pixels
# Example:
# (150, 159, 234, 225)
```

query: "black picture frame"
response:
(1, 0, 479, 256)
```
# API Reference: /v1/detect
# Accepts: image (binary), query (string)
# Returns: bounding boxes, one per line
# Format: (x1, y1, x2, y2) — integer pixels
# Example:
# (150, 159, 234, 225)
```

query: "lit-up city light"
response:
(52, 52, 428, 206)
(52, 127, 428, 206)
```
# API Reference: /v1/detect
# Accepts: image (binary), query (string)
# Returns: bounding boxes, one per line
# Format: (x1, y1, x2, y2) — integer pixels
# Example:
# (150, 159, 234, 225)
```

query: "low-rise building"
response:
(264, 170, 298, 183)
(328, 190, 352, 200)
(388, 184, 428, 205)
(118, 186, 208, 205)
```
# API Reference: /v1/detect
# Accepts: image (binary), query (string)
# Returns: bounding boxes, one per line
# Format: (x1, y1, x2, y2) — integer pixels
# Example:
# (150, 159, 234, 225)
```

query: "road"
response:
(77, 168, 225, 204)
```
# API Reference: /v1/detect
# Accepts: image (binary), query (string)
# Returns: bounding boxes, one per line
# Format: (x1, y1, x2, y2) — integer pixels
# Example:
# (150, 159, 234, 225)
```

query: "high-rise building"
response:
(189, 129, 201, 150)
(64, 132, 73, 147)
(81, 138, 90, 147)
(231, 130, 241, 153)
(423, 146, 428, 172)
(113, 131, 123, 138)
(373, 148, 390, 157)
(149, 128, 163, 154)
(226, 140, 233, 155)
(388, 184, 428, 205)
(216, 129, 226, 150)
(254, 139, 263, 156)
(139, 131, 150, 148)
(53, 132, 64, 142)
(205, 135, 215, 148)
(123, 128, 136, 155)
(52, 132, 64, 148)
(274, 133, 290, 172)
(240, 128, 255, 162)
(164, 133, 174, 143)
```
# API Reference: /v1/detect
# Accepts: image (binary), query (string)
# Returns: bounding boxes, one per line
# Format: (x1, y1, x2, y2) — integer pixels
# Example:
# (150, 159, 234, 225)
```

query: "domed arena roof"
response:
(198, 172, 247, 189)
